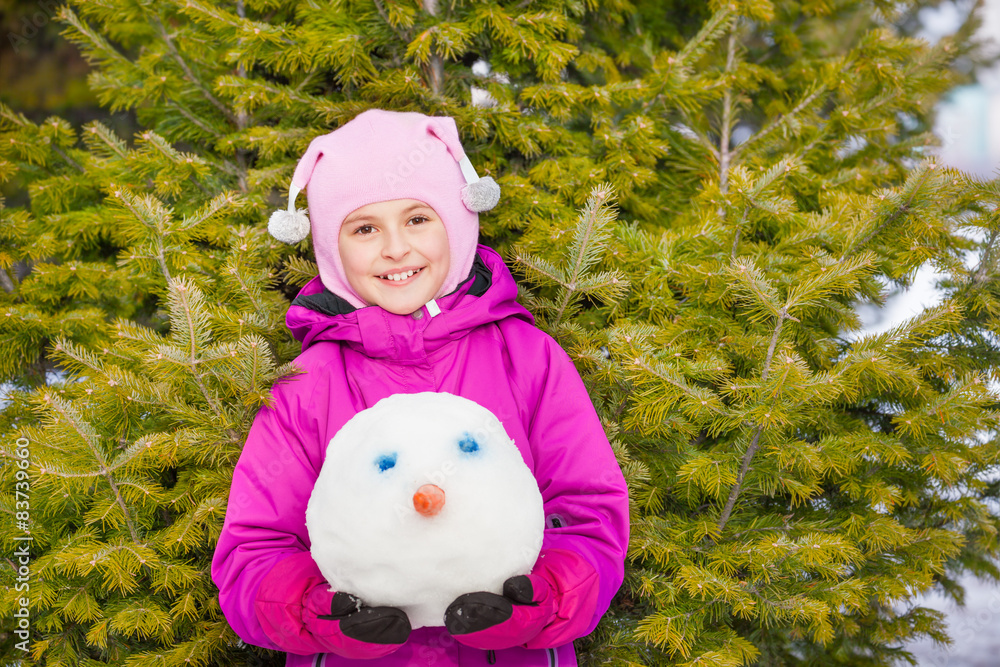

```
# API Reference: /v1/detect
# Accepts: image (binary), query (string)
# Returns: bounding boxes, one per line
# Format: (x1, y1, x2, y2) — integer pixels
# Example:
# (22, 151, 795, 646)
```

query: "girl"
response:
(211, 109, 629, 667)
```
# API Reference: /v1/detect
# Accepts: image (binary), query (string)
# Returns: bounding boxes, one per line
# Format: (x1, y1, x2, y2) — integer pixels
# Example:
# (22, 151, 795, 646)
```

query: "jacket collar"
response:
(286, 245, 532, 360)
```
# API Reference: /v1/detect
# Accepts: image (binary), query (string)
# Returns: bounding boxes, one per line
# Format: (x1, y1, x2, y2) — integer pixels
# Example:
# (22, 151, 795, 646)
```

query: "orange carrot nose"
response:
(413, 484, 446, 517)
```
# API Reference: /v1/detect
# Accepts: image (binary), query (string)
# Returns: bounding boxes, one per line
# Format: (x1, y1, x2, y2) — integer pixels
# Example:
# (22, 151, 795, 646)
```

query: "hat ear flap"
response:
(427, 118, 500, 213)
(268, 140, 326, 244)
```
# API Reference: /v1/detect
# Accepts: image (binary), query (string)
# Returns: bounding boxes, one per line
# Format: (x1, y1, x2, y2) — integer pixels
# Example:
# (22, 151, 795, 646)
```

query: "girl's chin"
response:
(371, 288, 437, 314)
(380, 300, 429, 315)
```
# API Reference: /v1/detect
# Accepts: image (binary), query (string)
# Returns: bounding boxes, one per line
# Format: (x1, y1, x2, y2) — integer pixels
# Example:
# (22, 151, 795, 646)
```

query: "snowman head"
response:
(305, 392, 544, 629)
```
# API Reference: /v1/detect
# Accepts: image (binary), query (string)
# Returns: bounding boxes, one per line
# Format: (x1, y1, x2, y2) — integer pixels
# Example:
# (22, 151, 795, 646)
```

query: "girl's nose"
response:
(381, 227, 410, 260)
(413, 484, 446, 517)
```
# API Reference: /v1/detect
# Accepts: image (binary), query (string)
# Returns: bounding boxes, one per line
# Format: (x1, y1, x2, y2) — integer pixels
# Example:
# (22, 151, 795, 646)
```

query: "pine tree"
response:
(511, 2, 1000, 665)
(1, 1, 998, 666)
(0, 103, 301, 665)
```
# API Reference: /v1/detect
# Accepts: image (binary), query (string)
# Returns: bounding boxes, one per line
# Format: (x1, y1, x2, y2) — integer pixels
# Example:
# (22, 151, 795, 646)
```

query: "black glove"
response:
(444, 575, 554, 649)
(315, 591, 412, 647)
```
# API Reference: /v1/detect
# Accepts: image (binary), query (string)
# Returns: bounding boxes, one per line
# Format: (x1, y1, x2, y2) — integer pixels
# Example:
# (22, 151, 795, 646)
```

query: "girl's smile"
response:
(377, 266, 424, 282)
(339, 199, 450, 315)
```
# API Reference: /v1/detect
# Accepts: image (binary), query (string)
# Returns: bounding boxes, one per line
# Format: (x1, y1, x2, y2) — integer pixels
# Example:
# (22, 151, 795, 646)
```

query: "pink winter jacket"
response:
(211, 246, 630, 667)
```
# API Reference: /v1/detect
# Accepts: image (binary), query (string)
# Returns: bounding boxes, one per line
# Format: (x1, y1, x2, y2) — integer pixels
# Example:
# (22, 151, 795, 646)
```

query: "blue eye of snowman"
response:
(375, 453, 397, 472)
(458, 434, 480, 454)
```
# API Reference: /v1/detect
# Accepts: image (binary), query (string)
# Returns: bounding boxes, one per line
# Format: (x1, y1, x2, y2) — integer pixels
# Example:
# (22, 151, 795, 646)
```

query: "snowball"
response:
(306, 392, 544, 629)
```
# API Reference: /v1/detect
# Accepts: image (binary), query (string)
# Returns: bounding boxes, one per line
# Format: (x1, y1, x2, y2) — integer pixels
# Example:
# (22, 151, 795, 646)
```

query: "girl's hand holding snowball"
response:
(444, 548, 599, 650)
(309, 589, 411, 654)
(254, 551, 410, 659)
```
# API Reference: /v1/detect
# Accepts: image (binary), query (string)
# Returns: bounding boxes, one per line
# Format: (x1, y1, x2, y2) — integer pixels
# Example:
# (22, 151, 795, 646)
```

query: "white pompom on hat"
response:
(268, 110, 500, 308)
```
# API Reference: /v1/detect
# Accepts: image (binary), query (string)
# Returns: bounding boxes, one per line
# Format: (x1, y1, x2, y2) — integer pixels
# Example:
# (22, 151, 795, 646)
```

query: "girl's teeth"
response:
(383, 269, 418, 281)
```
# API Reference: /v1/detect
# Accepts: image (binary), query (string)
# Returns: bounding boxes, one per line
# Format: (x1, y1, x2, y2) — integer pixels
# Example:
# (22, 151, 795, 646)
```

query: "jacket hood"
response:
(286, 245, 533, 359)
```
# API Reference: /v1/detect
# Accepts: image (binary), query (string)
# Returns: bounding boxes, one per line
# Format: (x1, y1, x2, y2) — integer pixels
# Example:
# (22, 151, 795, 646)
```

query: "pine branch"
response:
(51, 338, 110, 377)
(138, 130, 213, 196)
(784, 253, 874, 316)
(111, 187, 174, 282)
(843, 162, 936, 257)
(970, 226, 1000, 288)
(58, 6, 134, 68)
(166, 278, 242, 443)
(554, 184, 616, 325)
(152, 14, 241, 127)
(727, 259, 783, 322)
(678, 109, 721, 160)
(169, 280, 220, 408)
(629, 356, 725, 416)
(641, 8, 734, 112)
(0, 102, 84, 174)
(374, 0, 413, 44)
(50, 144, 85, 174)
(180, 192, 239, 231)
(717, 307, 789, 534)
(727, 130, 800, 260)
(224, 258, 269, 314)
(42, 391, 142, 543)
(82, 121, 128, 159)
(675, 8, 735, 74)
(167, 97, 226, 140)
(731, 82, 828, 161)
(513, 252, 566, 286)
(280, 255, 320, 287)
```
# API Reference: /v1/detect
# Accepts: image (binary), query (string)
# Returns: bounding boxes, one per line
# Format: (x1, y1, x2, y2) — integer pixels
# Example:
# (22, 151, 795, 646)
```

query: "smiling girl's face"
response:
(338, 199, 451, 315)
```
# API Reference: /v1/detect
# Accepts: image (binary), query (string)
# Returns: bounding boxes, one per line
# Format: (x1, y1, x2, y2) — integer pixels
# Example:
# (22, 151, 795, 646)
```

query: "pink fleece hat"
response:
(267, 110, 500, 308)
